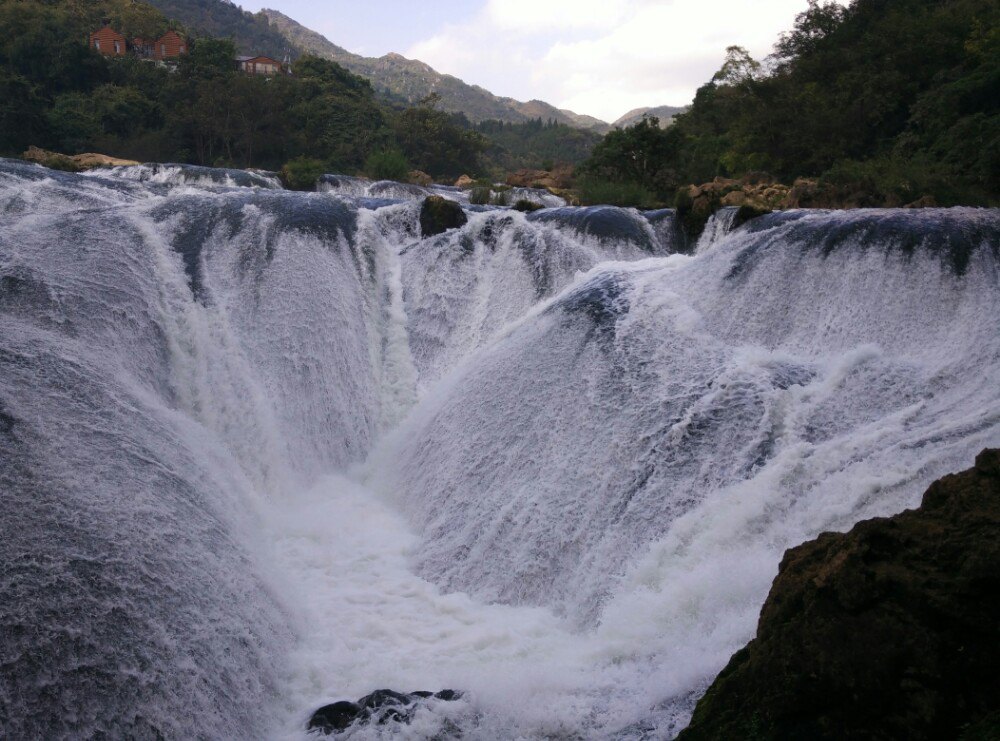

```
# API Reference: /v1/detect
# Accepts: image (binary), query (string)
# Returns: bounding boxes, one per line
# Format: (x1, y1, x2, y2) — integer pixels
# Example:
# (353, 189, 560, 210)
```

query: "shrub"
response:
(364, 149, 409, 181)
(280, 157, 325, 191)
(469, 186, 491, 205)
(490, 189, 511, 206)
(577, 177, 660, 208)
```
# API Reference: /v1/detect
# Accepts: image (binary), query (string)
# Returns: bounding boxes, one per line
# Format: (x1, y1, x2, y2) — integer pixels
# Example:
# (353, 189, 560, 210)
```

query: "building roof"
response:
(236, 55, 282, 64)
(90, 27, 126, 41)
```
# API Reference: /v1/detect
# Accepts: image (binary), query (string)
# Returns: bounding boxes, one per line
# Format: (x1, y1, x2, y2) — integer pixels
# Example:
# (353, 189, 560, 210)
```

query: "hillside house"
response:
(89, 26, 127, 57)
(236, 55, 284, 76)
(151, 31, 187, 60)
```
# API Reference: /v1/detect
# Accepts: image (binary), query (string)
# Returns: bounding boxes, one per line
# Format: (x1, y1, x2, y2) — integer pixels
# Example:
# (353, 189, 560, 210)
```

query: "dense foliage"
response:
(0, 0, 489, 177)
(476, 118, 601, 172)
(582, 0, 1000, 206)
(0, 0, 597, 180)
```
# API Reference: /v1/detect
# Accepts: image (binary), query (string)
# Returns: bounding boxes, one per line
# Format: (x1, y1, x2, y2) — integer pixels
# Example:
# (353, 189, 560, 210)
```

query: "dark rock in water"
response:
(420, 195, 468, 237)
(358, 688, 411, 710)
(732, 203, 772, 229)
(512, 198, 544, 213)
(678, 449, 1000, 741)
(307, 688, 465, 735)
(307, 701, 362, 733)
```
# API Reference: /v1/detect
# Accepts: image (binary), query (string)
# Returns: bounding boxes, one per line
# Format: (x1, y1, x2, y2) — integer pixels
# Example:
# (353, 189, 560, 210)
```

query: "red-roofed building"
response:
(236, 55, 284, 76)
(152, 31, 187, 60)
(89, 26, 127, 57)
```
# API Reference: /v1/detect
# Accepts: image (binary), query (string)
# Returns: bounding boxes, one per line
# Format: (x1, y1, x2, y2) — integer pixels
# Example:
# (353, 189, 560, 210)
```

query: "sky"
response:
(237, 1, 834, 123)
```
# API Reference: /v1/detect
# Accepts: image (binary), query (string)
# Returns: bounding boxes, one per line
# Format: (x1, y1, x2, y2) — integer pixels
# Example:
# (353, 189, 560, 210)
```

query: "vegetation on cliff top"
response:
(581, 0, 1000, 207)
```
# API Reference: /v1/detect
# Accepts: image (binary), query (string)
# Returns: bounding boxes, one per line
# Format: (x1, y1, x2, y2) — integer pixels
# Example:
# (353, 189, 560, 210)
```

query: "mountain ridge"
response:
(613, 105, 688, 128)
(261, 8, 612, 132)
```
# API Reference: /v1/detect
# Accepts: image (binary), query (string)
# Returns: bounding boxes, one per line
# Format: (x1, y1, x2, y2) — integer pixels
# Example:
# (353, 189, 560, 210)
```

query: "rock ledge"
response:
(678, 449, 1000, 741)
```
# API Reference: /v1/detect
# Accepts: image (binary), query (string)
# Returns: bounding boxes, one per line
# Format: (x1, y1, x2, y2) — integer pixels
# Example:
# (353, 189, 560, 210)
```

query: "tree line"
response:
(580, 0, 999, 207)
(0, 0, 560, 183)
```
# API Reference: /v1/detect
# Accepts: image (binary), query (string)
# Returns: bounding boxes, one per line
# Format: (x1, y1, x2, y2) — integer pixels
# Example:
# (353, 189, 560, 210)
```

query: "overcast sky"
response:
(237, 1, 838, 123)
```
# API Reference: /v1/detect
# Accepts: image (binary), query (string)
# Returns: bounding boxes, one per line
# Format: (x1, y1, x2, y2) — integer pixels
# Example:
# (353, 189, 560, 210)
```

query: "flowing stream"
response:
(1, 159, 998, 739)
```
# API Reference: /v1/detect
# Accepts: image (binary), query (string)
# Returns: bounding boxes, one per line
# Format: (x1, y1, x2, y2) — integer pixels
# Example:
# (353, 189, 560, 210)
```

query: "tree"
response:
(580, 116, 682, 198)
(712, 46, 762, 87)
(179, 38, 237, 80)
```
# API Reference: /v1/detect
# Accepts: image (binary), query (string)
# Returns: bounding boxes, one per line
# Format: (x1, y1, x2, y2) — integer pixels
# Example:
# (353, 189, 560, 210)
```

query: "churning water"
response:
(1, 159, 998, 739)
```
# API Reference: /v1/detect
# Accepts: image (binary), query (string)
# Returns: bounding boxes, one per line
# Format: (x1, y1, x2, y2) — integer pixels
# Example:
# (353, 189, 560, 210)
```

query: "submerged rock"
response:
(307, 688, 464, 735)
(512, 198, 544, 213)
(307, 701, 362, 733)
(420, 195, 468, 237)
(678, 449, 1000, 741)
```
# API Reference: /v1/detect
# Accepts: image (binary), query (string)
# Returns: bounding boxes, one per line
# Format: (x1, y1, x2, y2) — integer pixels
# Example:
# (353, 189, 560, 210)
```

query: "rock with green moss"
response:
(21, 146, 81, 172)
(511, 199, 543, 213)
(420, 196, 467, 237)
(678, 449, 1000, 741)
(732, 204, 773, 229)
(280, 157, 326, 191)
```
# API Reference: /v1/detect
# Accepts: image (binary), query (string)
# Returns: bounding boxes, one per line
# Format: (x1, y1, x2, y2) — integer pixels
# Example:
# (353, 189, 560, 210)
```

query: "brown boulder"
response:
(72, 152, 139, 168)
(720, 190, 747, 207)
(506, 169, 549, 188)
(21, 146, 81, 172)
(22, 146, 139, 171)
(408, 170, 433, 186)
(454, 174, 475, 189)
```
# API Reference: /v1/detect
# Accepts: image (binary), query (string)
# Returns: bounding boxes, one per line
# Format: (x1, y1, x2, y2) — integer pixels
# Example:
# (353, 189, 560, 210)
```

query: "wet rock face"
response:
(678, 449, 1000, 741)
(419, 195, 468, 237)
(307, 689, 464, 735)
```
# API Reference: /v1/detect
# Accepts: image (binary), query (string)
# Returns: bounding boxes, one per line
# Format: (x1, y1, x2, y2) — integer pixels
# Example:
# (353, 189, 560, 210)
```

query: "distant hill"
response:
(613, 105, 688, 129)
(262, 8, 612, 133)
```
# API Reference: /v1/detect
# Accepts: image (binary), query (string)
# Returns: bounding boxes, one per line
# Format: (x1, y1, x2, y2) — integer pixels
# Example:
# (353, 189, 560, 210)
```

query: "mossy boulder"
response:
(21, 146, 81, 172)
(280, 157, 326, 191)
(512, 199, 544, 213)
(420, 195, 467, 237)
(678, 449, 1000, 741)
(732, 204, 773, 229)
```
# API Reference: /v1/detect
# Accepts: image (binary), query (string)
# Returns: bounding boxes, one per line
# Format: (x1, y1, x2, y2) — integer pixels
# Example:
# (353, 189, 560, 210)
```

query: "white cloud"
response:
(485, 0, 629, 32)
(405, 1, 843, 123)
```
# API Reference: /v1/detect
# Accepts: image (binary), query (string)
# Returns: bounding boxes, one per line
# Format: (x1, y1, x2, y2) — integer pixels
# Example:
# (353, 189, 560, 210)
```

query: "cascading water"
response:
(1, 158, 998, 740)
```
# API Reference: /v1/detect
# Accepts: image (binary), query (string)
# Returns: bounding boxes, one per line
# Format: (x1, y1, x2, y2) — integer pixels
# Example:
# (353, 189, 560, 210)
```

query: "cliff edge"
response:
(678, 449, 1000, 741)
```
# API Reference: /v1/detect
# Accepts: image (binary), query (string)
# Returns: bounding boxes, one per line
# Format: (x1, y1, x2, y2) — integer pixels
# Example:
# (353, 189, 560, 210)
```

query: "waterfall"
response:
(2, 158, 998, 739)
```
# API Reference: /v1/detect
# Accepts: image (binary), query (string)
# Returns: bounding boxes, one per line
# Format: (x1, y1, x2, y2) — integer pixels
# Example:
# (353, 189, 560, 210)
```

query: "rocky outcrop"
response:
(454, 174, 475, 188)
(420, 195, 467, 237)
(674, 174, 782, 241)
(308, 688, 463, 735)
(506, 164, 574, 190)
(407, 169, 433, 186)
(21, 146, 139, 172)
(678, 449, 1000, 741)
